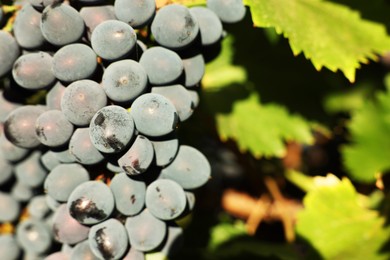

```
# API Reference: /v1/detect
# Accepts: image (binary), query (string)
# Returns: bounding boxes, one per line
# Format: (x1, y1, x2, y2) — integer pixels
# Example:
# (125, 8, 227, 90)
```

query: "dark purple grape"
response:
(4, 105, 47, 148)
(35, 110, 74, 147)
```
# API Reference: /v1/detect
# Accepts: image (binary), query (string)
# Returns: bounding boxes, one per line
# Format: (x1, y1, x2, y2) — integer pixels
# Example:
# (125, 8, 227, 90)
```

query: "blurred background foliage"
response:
(173, 0, 390, 259)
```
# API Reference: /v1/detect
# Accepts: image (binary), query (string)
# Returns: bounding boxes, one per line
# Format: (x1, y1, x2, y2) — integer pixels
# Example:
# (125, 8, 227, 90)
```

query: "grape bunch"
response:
(0, 0, 246, 259)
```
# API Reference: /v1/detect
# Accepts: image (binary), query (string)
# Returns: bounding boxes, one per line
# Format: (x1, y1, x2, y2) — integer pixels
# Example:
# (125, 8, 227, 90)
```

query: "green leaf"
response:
(296, 176, 390, 259)
(203, 36, 314, 158)
(215, 93, 314, 157)
(244, 0, 390, 82)
(208, 220, 247, 250)
(342, 88, 390, 182)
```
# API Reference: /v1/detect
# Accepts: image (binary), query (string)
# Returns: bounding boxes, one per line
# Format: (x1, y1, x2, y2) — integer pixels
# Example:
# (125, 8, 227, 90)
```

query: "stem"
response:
(285, 169, 314, 193)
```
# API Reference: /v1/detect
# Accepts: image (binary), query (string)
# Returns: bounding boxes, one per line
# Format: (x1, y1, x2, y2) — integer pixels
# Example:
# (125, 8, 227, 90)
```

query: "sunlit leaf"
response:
(296, 176, 390, 259)
(342, 88, 390, 182)
(244, 0, 390, 82)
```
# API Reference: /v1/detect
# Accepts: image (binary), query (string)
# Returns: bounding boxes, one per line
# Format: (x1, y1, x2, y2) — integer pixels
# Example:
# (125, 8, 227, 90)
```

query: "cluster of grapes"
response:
(0, 0, 246, 259)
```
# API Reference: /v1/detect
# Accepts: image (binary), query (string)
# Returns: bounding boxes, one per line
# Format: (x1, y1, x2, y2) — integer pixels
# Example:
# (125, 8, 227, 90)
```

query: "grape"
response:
(46, 81, 66, 110)
(182, 53, 205, 87)
(35, 110, 74, 147)
(27, 195, 50, 220)
(40, 3, 85, 46)
(151, 4, 199, 49)
(139, 46, 183, 85)
(160, 145, 211, 189)
(0, 31, 20, 78)
(61, 80, 107, 126)
(0, 91, 22, 123)
(52, 43, 97, 82)
(11, 181, 34, 202)
(114, 0, 155, 29)
(122, 247, 144, 260)
(188, 89, 200, 108)
(70, 240, 100, 260)
(185, 191, 196, 211)
(145, 179, 187, 220)
(106, 159, 123, 173)
(29, 0, 64, 11)
(102, 60, 148, 103)
(44, 163, 90, 202)
(52, 204, 90, 244)
(16, 218, 52, 254)
(40, 150, 61, 171)
(88, 218, 129, 260)
(67, 180, 115, 225)
(118, 135, 154, 175)
(51, 146, 77, 163)
(0, 235, 21, 260)
(125, 209, 166, 252)
(207, 0, 246, 24)
(46, 194, 61, 211)
(13, 4, 46, 49)
(89, 105, 135, 153)
(0, 153, 13, 185)
(80, 5, 116, 40)
(69, 128, 105, 165)
(0, 192, 20, 222)
(15, 150, 48, 188)
(151, 84, 194, 121)
(160, 225, 184, 257)
(130, 93, 178, 137)
(189, 7, 223, 46)
(75, 0, 106, 4)
(150, 136, 179, 167)
(12, 52, 56, 90)
(0, 133, 29, 162)
(91, 20, 137, 61)
(110, 172, 146, 216)
(45, 251, 69, 260)
(61, 243, 74, 256)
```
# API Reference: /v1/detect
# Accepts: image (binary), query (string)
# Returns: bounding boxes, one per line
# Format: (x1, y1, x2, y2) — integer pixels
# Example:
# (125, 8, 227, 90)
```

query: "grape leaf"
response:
(342, 88, 390, 182)
(203, 36, 313, 158)
(296, 176, 390, 259)
(244, 0, 390, 82)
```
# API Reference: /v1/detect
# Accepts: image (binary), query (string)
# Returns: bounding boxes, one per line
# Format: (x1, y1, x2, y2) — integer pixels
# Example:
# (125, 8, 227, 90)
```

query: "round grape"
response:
(40, 3, 85, 46)
(88, 218, 129, 260)
(102, 59, 148, 103)
(52, 43, 97, 82)
(145, 179, 187, 220)
(110, 172, 146, 216)
(0, 31, 20, 78)
(67, 180, 115, 225)
(12, 52, 56, 90)
(4, 105, 47, 148)
(89, 105, 135, 153)
(151, 4, 199, 49)
(160, 145, 211, 189)
(139, 46, 183, 85)
(52, 204, 90, 244)
(130, 93, 178, 137)
(61, 80, 107, 126)
(69, 128, 105, 165)
(91, 20, 137, 61)
(44, 163, 90, 202)
(114, 0, 155, 29)
(35, 110, 74, 147)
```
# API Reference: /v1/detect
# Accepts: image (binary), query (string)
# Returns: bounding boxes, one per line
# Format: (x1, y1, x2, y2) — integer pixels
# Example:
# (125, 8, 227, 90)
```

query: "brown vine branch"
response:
(222, 178, 303, 242)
